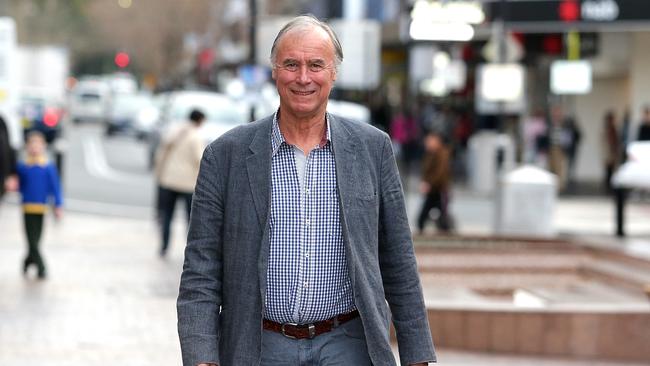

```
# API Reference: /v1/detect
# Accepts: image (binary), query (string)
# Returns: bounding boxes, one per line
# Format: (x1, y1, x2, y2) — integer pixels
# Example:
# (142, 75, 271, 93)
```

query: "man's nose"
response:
(296, 65, 311, 84)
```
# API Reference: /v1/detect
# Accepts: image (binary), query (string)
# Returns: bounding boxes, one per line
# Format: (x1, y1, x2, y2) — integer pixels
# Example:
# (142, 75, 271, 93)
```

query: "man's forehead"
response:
(279, 56, 327, 63)
(277, 26, 334, 55)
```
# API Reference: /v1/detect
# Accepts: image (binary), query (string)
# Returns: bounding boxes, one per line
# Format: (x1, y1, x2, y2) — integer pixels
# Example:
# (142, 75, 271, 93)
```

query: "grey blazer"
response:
(177, 114, 436, 366)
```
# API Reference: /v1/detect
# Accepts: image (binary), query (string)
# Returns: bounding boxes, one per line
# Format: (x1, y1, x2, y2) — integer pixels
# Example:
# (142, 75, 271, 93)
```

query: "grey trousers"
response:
(260, 317, 372, 366)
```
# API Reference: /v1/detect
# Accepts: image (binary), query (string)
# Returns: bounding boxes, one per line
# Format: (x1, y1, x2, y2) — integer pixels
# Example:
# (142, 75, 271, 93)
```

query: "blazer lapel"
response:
(330, 114, 361, 209)
(330, 115, 363, 286)
(246, 119, 272, 231)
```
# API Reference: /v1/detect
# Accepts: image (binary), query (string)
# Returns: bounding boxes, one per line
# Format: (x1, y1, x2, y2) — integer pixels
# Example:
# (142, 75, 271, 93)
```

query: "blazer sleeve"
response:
(177, 143, 224, 366)
(377, 134, 436, 365)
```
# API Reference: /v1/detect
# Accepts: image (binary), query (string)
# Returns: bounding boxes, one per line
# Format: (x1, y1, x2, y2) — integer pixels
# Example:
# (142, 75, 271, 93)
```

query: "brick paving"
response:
(1, 188, 649, 365)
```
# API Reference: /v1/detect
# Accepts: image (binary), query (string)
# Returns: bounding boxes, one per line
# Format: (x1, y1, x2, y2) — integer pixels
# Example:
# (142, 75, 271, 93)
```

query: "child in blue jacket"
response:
(16, 131, 63, 279)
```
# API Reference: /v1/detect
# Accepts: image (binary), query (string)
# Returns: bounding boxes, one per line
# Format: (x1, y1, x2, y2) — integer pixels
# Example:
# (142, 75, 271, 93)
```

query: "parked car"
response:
(132, 94, 164, 140)
(105, 93, 157, 137)
(68, 78, 111, 123)
(105, 72, 138, 95)
(236, 96, 372, 123)
(327, 100, 371, 123)
(19, 90, 65, 144)
(147, 90, 247, 168)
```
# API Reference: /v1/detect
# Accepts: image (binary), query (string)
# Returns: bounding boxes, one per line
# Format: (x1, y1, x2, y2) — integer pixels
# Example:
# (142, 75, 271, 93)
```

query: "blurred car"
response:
(19, 91, 65, 144)
(327, 100, 371, 123)
(612, 141, 650, 190)
(105, 72, 138, 95)
(105, 93, 157, 137)
(235, 95, 372, 124)
(68, 78, 111, 123)
(132, 94, 164, 140)
(147, 90, 247, 168)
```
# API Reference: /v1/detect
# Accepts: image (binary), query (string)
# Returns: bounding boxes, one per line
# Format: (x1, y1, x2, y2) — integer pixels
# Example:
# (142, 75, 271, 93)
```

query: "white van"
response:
(68, 77, 111, 123)
(0, 17, 21, 149)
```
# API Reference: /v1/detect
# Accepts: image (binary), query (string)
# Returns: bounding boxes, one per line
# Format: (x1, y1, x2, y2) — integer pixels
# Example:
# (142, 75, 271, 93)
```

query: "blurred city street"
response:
(1, 123, 649, 364)
(2, 188, 649, 365)
(2, 0, 650, 364)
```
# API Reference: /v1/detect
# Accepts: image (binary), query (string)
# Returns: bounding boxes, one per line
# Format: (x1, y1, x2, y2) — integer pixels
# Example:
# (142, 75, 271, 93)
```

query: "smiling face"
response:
(271, 26, 337, 122)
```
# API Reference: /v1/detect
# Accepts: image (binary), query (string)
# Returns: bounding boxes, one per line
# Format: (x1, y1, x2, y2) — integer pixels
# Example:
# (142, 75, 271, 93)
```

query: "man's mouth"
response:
(292, 90, 315, 96)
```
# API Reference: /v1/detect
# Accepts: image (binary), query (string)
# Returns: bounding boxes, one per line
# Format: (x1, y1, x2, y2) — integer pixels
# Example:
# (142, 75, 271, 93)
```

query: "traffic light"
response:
(115, 52, 130, 68)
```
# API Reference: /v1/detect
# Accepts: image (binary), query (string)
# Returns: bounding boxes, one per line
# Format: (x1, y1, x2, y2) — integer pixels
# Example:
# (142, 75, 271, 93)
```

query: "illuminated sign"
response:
(550, 60, 592, 95)
(582, 0, 620, 21)
(488, 0, 644, 24)
(411, 0, 485, 24)
(409, 0, 484, 42)
(479, 64, 525, 102)
(560, 0, 620, 22)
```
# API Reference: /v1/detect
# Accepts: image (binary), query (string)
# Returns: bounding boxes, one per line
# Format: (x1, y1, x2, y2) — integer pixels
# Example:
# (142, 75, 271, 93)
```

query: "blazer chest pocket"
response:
(352, 191, 378, 208)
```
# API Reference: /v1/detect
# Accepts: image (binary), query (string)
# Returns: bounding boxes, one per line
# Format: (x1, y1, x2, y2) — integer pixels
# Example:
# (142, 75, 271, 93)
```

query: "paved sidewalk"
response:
(408, 183, 650, 259)
(0, 205, 184, 365)
(1, 186, 649, 365)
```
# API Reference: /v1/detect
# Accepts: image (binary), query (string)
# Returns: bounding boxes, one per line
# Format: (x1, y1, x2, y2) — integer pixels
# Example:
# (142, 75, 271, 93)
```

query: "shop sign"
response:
(581, 0, 619, 21)
(489, 0, 646, 24)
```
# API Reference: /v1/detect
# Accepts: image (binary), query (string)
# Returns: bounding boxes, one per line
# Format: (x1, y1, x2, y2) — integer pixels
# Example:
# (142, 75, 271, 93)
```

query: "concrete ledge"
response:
(424, 308, 650, 362)
(408, 234, 650, 362)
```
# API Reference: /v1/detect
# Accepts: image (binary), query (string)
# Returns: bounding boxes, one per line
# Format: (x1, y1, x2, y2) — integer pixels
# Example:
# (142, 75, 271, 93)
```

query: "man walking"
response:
(177, 15, 435, 366)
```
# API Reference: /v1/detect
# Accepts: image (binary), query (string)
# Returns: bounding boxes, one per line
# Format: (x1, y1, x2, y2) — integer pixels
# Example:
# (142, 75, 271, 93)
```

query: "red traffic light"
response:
(559, 0, 580, 22)
(115, 52, 130, 68)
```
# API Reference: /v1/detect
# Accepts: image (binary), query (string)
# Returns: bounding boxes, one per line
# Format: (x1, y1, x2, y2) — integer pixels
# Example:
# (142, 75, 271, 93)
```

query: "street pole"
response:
(249, 0, 257, 64)
(497, 0, 507, 132)
(248, 0, 257, 122)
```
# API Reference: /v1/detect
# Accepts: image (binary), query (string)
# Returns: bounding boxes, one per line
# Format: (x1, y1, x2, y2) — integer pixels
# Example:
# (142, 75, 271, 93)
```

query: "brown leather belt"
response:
(263, 310, 359, 339)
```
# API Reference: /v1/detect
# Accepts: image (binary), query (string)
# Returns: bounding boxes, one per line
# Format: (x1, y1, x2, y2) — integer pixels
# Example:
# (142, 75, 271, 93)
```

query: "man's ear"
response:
(271, 68, 277, 81)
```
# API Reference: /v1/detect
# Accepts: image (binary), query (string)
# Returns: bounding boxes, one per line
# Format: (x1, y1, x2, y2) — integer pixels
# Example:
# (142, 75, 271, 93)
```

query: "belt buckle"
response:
(281, 323, 316, 339)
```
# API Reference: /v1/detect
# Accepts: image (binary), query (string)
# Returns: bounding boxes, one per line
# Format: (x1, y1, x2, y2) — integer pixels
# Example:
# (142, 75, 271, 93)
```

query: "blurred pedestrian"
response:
(16, 131, 63, 279)
(620, 109, 631, 162)
(1, 116, 17, 201)
(389, 104, 419, 173)
(521, 109, 547, 165)
(177, 15, 435, 366)
(547, 106, 571, 191)
(369, 90, 390, 133)
(637, 106, 650, 141)
(564, 116, 582, 191)
(417, 130, 453, 234)
(154, 109, 205, 257)
(602, 110, 620, 194)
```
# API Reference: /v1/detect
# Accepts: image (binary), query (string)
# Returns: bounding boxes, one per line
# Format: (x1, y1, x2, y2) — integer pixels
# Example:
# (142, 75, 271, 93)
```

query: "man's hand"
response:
(410, 363, 428, 366)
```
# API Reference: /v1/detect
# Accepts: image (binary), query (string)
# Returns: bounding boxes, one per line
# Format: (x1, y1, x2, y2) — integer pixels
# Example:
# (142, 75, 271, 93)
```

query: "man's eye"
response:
(309, 64, 325, 72)
(284, 63, 298, 71)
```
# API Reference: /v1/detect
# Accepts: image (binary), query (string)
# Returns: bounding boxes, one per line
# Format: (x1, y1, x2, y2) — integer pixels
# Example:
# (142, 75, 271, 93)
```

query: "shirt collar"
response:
(25, 155, 48, 166)
(271, 109, 331, 156)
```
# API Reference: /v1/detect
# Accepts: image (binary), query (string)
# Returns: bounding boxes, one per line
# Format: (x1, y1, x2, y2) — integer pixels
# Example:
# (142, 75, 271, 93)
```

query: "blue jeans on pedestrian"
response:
(261, 317, 372, 365)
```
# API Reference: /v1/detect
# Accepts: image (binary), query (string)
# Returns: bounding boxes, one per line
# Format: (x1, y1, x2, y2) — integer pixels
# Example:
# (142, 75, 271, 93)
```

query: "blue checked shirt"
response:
(264, 112, 355, 324)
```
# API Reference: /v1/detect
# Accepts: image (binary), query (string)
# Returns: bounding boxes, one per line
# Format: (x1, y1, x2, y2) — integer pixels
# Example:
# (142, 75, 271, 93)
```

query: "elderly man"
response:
(177, 15, 436, 366)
